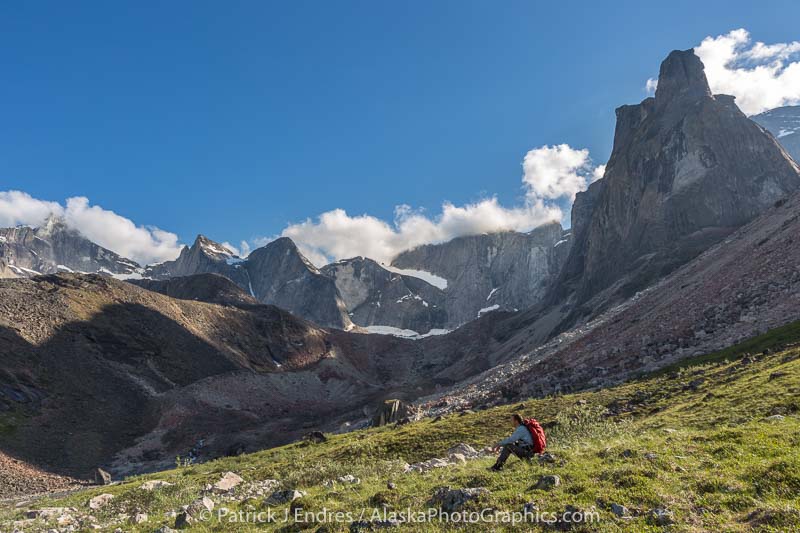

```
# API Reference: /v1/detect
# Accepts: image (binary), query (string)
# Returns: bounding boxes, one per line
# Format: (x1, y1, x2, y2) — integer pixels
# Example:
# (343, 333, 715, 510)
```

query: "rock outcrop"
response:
(752, 105, 800, 162)
(321, 256, 447, 333)
(245, 238, 353, 330)
(391, 222, 570, 327)
(554, 49, 800, 319)
(0, 216, 141, 277)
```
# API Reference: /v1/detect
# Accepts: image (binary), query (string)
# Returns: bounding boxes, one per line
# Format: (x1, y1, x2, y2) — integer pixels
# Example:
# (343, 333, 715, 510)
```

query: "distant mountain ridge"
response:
(145, 236, 354, 329)
(752, 105, 800, 162)
(0, 216, 141, 278)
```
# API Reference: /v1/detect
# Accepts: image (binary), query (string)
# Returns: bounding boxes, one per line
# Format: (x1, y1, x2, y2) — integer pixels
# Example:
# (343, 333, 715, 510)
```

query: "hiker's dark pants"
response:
(495, 441, 534, 467)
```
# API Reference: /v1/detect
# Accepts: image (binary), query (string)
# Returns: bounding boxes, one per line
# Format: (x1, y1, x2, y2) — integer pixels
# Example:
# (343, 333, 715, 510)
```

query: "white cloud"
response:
(220, 240, 251, 258)
(0, 191, 63, 228)
(646, 29, 800, 115)
(0, 191, 182, 265)
(591, 164, 606, 183)
(522, 144, 594, 200)
(277, 144, 602, 266)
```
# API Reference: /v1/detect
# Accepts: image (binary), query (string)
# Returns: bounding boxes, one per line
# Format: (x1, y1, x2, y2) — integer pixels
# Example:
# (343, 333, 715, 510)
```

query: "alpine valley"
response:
(2, 48, 800, 532)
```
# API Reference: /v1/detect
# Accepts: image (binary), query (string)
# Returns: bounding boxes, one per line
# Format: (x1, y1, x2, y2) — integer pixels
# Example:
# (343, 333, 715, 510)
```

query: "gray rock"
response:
(446, 443, 479, 458)
(91, 468, 112, 486)
(648, 508, 674, 525)
(265, 489, 305, 505)
(538, 452, 557, 464)
(372, 399, 416, 427)
(87, 494, 114, 510)
(139, 480, 173, 491)
(533, 475, 561, 490)
(430, 487, 489, 512)
(611, 503, 630, 517)
(210, 472, 243, 493)
(174, 511, 194, 529)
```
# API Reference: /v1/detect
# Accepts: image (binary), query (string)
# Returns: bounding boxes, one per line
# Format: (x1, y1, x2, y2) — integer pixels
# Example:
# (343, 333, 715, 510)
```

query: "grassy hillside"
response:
(3, 323, 800, 532)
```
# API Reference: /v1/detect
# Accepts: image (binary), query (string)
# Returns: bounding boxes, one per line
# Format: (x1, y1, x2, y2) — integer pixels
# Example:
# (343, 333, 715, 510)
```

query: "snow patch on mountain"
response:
(363, 325, 450, 339)
(382, 265, 448, 290)
(477, 304, 500, 317)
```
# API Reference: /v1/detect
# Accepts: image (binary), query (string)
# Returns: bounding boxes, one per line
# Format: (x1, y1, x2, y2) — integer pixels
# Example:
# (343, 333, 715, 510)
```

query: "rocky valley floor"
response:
(2, 321, 798, 532)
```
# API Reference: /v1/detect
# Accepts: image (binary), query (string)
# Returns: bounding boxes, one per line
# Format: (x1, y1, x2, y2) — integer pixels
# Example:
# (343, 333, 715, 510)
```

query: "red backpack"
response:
(522, 418, 546, 454)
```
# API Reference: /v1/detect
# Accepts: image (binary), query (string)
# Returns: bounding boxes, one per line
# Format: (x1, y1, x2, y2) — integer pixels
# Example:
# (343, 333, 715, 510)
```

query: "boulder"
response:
(338, 474, 360, 485)
(372, 399, 416, 427)
(304, 431, 327, 443)
(430, 487, 489, 512)
(174, 511, 194, 529)
(611, 503, 630, 517)
(446, 443, 478, 458)
(211, 471, 243, 493)
(91, 468, 112, 485)
(265, 489, 305, 505)
(186, 496, 214, 515)
(533, 475, 561, 490)
(140, 480, 174, 491)
(648, 508, 674, 525)
(130, 513, 148, 524)
(448, 453, 467, 464)
(538, 452, 557, 464)
(88, 493, 114, 510)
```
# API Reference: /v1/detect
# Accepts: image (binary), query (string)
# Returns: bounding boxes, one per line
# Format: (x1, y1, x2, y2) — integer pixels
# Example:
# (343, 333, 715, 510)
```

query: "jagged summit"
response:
(551, 48, 800, 322)
(654, 48, 712, 106)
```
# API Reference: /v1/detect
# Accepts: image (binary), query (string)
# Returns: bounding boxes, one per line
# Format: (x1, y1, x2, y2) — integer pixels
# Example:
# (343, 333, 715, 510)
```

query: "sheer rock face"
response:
(0, 217, 140, 277)
(752, 105, 800, 163)
(390, 222, 571, 327)
(146, 236, 352, 329)
(245, 238, 353, 330)
(321, 257, 448, 333)
(554, 49, 800, 317)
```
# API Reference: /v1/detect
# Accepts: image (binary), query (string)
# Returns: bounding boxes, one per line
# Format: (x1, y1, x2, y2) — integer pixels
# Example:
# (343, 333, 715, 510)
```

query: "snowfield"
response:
(363, 325, 450, 339)
(382, 265, 448, 290)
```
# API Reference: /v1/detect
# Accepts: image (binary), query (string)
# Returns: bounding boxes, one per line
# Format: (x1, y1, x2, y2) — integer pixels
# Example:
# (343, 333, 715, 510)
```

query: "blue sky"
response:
(2, 1, 799, 264)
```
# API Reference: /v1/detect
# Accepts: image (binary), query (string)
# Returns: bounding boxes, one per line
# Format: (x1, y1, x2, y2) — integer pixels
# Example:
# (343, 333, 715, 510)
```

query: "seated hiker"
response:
(490, 413, 546, 471)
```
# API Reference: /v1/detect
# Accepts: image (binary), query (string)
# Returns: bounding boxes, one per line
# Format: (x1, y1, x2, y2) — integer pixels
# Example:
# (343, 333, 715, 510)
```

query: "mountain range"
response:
(2, 48, 800, 482)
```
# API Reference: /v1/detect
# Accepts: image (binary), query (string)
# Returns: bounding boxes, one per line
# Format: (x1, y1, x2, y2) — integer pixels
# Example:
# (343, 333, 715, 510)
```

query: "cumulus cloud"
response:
(278, 144, 602, 266)
(646, 29, 800, 115)
(0, 190, 182, 265)
(0, 191, 63, 228)
(522, 144, 595, 200)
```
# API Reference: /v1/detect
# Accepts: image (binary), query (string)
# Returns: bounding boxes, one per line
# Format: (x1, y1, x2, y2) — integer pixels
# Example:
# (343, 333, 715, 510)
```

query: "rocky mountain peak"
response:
(654, 49, 712, 107)
(552, 48, 800, 323)
(191, 235, 237, 259)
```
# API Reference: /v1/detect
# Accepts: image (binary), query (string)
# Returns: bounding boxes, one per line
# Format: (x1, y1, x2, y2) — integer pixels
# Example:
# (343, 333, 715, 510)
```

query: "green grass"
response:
(2, 324, 800, 532)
